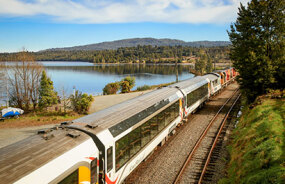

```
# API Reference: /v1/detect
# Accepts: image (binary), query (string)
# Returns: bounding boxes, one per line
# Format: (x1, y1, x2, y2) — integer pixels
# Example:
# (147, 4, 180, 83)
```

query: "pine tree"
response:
(228, 0, 285, 102)
(39, 70, 58, 109)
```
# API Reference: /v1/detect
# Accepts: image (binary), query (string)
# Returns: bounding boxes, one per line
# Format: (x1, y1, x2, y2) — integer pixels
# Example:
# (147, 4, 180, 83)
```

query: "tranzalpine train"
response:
(0, 68, 237, 184)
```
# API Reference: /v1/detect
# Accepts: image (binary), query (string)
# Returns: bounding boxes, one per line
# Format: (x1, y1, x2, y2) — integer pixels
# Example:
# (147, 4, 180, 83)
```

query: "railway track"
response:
(173, 89, 241, 184)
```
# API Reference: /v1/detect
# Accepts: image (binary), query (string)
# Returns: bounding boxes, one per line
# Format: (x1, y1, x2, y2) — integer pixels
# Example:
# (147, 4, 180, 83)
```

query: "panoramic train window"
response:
(187, 84, 208, 108)
(141, 121, 151, 147)
(107, 147, 113, 172)
(91, 158, 97, 184)
(150, 116, 158, 138)
(115, 100, 180, 171)
(58, 169, 78, 184)
(115, 135, 129, 170)
(129, 127, 141, 157)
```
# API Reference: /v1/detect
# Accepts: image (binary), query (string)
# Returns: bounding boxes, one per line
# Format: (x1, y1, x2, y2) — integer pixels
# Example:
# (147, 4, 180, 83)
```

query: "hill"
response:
(44, 38, 231, 51)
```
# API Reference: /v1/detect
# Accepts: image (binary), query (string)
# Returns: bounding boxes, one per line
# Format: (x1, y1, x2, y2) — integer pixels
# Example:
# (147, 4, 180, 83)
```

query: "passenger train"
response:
(0, 68, 237, 184)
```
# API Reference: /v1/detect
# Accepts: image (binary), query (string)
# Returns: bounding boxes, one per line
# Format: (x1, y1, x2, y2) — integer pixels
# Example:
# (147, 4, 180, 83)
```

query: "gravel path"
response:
(124, 83, 238, 184)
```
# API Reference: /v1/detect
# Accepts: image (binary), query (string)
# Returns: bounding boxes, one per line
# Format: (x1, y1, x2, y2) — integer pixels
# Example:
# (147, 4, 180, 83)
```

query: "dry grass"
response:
(0, 111, 82, 129)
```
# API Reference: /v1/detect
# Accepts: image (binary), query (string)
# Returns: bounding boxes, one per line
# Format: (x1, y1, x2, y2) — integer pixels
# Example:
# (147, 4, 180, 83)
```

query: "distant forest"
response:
(0, 45, 230, 63)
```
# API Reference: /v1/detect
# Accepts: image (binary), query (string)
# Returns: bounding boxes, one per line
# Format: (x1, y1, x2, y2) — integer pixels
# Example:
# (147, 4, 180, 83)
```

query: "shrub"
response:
(70, 90, 93, 114)
(122, 76, 135, 88)
(120, 76, 135, 93)
(137, 85, 151, 91)
(103, 82, 120, 95)
(120, 81, 130, 93)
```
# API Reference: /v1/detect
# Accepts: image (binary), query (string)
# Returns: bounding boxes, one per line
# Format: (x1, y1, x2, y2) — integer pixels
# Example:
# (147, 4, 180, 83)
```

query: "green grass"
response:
(219, 98, 285, 184)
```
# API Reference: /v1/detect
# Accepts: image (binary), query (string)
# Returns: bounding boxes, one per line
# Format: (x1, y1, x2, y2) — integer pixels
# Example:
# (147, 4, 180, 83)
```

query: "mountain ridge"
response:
(43, 38, 231, 51)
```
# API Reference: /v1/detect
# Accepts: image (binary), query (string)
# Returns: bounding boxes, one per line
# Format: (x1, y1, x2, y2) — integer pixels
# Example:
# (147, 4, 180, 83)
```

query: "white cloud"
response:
(0, 0, 250, 24)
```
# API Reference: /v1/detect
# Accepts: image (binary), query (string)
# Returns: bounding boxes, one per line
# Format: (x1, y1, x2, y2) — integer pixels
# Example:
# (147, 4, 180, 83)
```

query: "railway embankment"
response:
(220, 96, 285, 184)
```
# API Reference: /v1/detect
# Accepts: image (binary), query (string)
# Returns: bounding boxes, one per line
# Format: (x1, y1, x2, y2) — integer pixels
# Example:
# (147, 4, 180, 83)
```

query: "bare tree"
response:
(8, 50, 43, 111)
(59, 85, 70, 113)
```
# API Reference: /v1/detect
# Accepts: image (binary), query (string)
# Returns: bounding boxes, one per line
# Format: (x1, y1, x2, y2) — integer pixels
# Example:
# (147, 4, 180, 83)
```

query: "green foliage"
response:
(206, 57, 213, 73)
(137, 85, 151, 91)
(70, 90, 93, 114)
(220, 98, 285, 184)
(122, 76, 135, 89)
(228, 0, 285, 102)
(120, 81, 130, 93)
(195, 50, 208, 75)
(39, 70, 58, 109)
(120, 76, 135, 93)
(0, 45, 231, 64)
(103, 82, 120, 95)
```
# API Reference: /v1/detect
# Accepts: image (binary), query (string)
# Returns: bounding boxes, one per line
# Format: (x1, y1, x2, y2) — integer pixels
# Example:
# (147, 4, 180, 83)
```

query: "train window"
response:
(107, 147, 113, 172)
(150, 116, 158, 138)
(187, 84, 208, 108)
(164, 106, 171, 126)
(115, 100, 180, 171)
(157, 110, 165, 130)
(141, 121, 151, 147)
(129, 127, 141, 157)
(91, 158, 97, 184)
(115, 135, 129, 171)
(58, 169, 78, 184)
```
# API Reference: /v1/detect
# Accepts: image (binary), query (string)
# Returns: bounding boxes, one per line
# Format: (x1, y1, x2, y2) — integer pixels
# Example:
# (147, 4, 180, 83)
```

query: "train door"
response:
(91, 158, 99, 184)
(105, 146, 116, 184)
(179, 98, 184, 118)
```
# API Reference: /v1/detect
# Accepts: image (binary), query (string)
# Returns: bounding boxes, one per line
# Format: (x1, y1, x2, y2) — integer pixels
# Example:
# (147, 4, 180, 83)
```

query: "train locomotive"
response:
(0, 68, 237, 184)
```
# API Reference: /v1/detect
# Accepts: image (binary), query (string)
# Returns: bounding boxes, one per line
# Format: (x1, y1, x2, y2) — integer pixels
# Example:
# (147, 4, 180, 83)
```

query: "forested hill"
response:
(44, 38, 231, 51)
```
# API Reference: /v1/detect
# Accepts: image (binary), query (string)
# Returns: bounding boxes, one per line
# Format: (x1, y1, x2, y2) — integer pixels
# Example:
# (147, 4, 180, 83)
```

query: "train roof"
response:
(201, 73, 220, 81)
(170, 76, 208, 95)
(0, 127, 90, 183)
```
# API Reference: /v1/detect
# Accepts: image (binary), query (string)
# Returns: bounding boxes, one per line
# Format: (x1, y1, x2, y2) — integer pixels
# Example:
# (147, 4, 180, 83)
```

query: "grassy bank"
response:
(220, 98, 285, 184)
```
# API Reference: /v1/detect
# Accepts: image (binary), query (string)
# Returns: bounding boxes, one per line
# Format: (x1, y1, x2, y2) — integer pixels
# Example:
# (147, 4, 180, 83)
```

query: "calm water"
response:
(0, 62, 194, 105)
(42, 62, 194, 95)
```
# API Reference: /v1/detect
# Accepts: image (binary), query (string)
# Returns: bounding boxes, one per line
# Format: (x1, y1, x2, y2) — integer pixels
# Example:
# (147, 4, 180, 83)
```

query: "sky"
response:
(0, 0, 250, 53)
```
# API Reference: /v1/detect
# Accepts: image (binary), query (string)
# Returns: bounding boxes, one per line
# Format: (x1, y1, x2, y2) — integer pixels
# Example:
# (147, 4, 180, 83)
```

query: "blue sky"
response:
(0, 0, 249, 52)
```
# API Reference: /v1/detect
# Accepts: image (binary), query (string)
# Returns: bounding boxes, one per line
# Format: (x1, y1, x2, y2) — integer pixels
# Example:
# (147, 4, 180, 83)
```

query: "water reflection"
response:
(0, 62, 194, 98)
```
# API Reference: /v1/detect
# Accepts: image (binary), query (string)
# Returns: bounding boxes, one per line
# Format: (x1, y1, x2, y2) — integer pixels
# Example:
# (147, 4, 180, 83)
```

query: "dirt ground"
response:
(0, 90, 152, 149)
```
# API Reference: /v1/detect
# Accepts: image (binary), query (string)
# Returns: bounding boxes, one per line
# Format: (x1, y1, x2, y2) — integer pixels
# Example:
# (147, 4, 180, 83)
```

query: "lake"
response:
(0, 62, 194, 105)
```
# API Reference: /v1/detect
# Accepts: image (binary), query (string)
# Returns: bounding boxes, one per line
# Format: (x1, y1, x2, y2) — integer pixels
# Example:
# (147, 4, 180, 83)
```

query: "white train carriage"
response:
(171, 76, 210, 117)
(201, 73, 222, 96)
(0, 75, 214, 184)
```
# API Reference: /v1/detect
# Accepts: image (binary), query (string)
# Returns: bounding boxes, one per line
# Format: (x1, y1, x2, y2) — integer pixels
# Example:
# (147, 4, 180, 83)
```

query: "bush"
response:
(103, 82, 120, 95)
(120, 76, 135, 93)
(120, 81, 130, 93)
(70, 90, 93, 114)
(137, 85, 151, 91)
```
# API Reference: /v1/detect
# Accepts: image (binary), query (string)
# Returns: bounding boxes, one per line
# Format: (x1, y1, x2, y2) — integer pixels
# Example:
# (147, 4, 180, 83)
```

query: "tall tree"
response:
(228, 0, 285, 102)
(39, 70, 58, 109)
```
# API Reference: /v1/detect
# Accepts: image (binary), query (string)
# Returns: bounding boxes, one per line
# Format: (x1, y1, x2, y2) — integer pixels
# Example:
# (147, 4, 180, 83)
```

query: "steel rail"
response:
(173, 88, 239, 184)
(198, 93, 241, 184)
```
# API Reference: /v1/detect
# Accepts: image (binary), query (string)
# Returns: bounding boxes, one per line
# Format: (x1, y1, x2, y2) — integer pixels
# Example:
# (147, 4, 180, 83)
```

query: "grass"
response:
(0, 111, 83, 129)
(219, 98, 285, 184)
